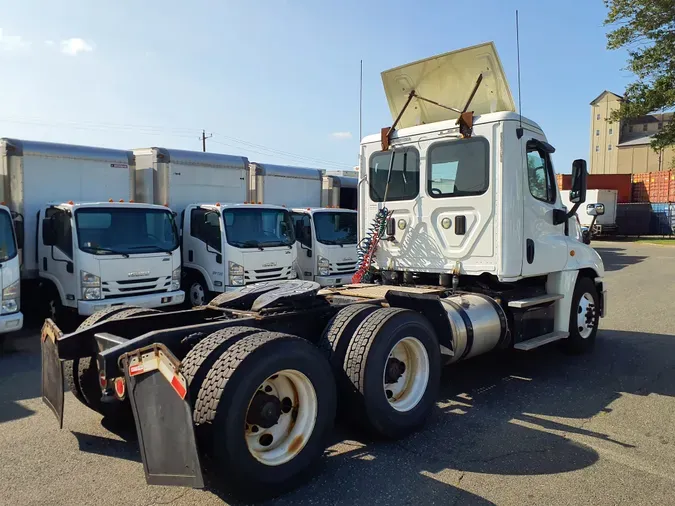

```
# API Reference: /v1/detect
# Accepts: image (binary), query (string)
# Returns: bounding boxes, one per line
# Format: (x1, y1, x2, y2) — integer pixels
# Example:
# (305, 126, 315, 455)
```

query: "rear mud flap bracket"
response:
(122, 344, 204, 488)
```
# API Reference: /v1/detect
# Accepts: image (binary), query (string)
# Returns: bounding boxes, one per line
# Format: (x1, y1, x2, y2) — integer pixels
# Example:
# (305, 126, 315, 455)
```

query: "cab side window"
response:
(291, 213, 312, 248)
(45, 208, 73, 258)
(526, 147, 556, 204)
(190, 208, 221, 251)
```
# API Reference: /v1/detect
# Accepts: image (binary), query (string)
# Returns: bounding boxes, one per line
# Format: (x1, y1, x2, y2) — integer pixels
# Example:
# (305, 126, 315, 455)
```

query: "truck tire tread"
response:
(181, 326, 263, 408)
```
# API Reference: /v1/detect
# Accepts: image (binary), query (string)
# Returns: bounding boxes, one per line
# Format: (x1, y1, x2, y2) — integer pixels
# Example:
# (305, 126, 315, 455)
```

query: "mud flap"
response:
(41, 318, 64, 429)
(122, 344, 204, 488)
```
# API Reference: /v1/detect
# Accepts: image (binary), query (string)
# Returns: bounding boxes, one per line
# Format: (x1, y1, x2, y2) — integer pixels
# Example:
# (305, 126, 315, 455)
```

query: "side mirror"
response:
(587, 203, 605, 216)
(42, 218, 57, 246)
(204, 210, 220, 225)
(581, 228, 591, 245)
(569, 159, 588, 204)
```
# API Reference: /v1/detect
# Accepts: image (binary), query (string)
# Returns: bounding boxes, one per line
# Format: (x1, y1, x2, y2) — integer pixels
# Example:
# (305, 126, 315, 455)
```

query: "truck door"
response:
(38, 207, 77, 308)
(290, 212, 313, 280)
(520, 139, 569, 276)
(185, 207, 222, 290)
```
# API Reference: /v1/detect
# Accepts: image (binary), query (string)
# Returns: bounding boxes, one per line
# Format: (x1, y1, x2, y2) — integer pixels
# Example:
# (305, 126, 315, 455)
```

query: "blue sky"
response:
(0, 0, 632, 174)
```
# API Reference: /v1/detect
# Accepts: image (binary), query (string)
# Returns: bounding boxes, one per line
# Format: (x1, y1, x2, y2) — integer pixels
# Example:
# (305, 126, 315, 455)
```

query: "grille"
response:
(331, 261, 357, 275)
(245, 266, 293, 283)
(102, 275, 171, 298)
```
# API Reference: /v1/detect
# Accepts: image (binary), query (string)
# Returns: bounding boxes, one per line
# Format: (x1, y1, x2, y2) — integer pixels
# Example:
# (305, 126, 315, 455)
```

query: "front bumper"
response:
(316, 273, 355, 287)
(77, 290, 185, 316)
(0, 311, 23, 333)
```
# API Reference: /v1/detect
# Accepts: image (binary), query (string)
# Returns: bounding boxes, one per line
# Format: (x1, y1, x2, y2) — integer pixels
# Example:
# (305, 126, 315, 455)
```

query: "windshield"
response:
(75, 208, 179, 255)
(0, 211, 17, 262)
(223, 208, 295, 248)
(314, 212, 357, 245)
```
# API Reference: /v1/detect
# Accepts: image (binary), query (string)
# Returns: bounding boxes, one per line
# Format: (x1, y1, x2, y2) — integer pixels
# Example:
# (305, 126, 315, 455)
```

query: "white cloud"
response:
(60, 38, 94, 56)
(331, 131, 352, 139)
(0, 28, 30, 51)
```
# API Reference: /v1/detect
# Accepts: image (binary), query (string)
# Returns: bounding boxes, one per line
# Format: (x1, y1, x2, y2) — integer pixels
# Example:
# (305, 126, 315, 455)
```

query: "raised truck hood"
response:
(381, 41, 515, 129)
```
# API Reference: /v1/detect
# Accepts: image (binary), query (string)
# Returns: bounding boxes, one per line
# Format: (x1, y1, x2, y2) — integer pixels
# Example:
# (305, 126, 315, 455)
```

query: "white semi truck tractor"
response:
(133, 148, 298, 306)
(41, 42, 606, 500)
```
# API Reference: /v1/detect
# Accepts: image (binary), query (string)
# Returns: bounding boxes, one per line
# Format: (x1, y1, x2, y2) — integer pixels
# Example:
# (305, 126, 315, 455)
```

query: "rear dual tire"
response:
(324, 306, 441, 439)
(187, 329, 336, 499)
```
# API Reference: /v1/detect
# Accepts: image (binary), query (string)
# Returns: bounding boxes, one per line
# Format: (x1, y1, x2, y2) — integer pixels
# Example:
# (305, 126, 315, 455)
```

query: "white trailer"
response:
(0, 139, 184, 324)
(134, 148, 298, 307)
(561, 189, 617, 235)
(42, 42, 607, 501)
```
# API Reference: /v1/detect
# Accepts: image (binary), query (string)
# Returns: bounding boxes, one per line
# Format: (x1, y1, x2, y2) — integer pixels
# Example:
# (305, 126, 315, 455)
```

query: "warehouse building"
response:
(589, 90, 674, 175)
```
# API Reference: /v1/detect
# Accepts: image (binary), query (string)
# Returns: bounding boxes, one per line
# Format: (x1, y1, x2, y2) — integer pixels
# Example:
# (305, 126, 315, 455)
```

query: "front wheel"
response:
(187, 275, 210, 307)
(562, 276, 600, 354)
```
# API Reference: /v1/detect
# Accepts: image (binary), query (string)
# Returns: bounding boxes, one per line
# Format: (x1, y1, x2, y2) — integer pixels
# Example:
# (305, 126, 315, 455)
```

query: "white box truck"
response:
(41, 42, 607, 501)
(0, 139, 185, 324)
(0, 204, 23, 335)
(561, 189, 617, 236)
(134, 148, 298, 307)
(290, 207, 358, 286)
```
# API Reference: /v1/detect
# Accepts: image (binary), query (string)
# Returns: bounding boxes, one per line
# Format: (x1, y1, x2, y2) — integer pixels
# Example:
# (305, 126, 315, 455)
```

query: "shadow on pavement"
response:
(71, 431, 142, 463)
(594, 246, 648, 272)
(0, 329, 42, 424)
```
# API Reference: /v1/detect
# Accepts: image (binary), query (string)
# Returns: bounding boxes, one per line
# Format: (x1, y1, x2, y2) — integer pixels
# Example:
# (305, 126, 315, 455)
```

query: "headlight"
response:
(289, 270, 298, 279)
(81, 270, 101, 300)
(1, 280, 19, 314)
(171, 267, 181, 291)
(229, 261, 245, 286)
(317, 256, 331, 276)
(81, 270, 100, 288)
(83, 287, 102, 300)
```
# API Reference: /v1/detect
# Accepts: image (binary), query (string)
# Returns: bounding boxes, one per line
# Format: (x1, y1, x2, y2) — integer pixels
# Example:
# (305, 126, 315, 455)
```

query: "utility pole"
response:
(200, 130, 213, 152)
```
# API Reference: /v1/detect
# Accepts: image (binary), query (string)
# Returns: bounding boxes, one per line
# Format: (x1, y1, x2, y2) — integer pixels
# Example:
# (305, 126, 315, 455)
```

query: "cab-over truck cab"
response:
(0, 204, 23, 334)
(291, 208, 358, 287)
(181, 203, 297, 306)
(38, 202, 184, 319)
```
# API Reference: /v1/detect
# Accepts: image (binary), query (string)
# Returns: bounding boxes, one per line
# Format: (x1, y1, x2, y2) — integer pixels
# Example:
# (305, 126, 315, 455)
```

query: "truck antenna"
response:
(516, 10, 524, 139)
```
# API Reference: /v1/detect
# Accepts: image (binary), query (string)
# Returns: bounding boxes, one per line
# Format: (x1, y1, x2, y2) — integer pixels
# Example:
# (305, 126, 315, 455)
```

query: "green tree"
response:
(604, 0, 675, 151)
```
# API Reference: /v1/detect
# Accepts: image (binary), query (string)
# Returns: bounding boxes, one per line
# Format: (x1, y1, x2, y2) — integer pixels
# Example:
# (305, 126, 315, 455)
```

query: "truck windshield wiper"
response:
(127, 245, 174, 253)
(231, 240, 264, 251)
(82, 246, 130, 258)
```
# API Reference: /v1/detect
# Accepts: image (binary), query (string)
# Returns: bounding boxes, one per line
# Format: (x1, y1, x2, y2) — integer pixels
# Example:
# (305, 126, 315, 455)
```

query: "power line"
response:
(0, 116, 354, 169)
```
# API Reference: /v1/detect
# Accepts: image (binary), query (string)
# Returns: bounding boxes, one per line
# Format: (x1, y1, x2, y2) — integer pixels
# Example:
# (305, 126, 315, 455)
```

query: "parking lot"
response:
(1, 241, 674, 506)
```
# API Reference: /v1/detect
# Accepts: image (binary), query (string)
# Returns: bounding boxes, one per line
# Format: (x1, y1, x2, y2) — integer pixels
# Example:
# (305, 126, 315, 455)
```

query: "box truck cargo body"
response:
(321, 175, 358, 210)
(0, 139, 184, 323)
(249, 163, 323, 208)
(134, 148, 298, 307)
(561, 189, 617, 233)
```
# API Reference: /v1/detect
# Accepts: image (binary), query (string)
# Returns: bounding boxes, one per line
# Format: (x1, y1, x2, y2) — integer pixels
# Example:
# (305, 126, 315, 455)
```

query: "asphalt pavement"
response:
(1, 241, 674, 506)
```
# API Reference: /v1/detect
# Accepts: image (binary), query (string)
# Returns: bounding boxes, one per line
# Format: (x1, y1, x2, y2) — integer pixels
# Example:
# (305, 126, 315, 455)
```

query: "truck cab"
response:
(181, 203, 297, 306)
(0, 205, 23, 334)
(38, 201, 184, 319)
(290, 208, 358, 287)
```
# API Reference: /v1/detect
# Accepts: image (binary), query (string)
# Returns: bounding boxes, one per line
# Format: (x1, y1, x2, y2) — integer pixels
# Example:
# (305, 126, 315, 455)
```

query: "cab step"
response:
(508, 293, 563, 309)
(514, 331, 569, 351)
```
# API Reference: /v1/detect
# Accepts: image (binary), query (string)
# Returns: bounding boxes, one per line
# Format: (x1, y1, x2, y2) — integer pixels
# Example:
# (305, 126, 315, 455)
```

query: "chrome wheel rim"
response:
(577, 292, 597, 339)
(189, 282, 205, 306)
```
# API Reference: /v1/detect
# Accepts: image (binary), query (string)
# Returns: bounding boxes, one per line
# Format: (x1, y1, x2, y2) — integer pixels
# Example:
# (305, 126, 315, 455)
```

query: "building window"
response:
(643, 124, 648, 132)
(596, 129, 600, 136)
(608, 145, 612, 151)
(609, 128, 613, 135)
(595, 145, 599, 152)
(596, 113, 601, 120)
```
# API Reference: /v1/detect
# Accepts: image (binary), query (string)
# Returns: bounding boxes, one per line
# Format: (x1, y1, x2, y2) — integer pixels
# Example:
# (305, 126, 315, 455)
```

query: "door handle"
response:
(188, 250, 194, 262)
(43, 257, 48, 271)
(526, 239, 535, 264)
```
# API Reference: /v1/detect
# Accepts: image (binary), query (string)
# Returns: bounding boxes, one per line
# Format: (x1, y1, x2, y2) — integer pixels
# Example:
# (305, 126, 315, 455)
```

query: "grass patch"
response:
(635, 239, 675, 246)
